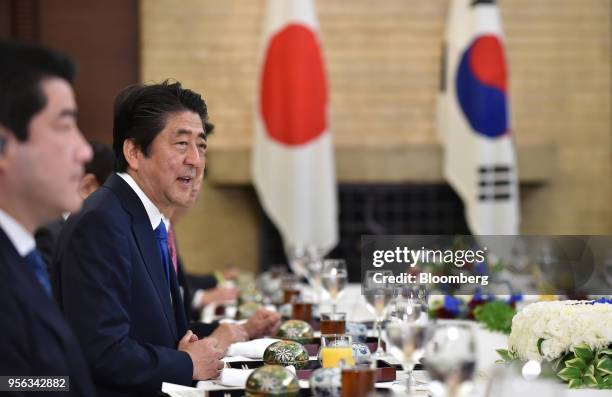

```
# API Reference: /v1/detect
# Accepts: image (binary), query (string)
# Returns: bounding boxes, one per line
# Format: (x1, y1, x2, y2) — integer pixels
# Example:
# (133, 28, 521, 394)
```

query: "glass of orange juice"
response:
(319, 334, 355, 368)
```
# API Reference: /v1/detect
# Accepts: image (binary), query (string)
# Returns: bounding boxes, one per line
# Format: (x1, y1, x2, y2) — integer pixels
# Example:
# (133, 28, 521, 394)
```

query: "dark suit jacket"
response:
(54, 174, 193, 397)
(35, 217, 219, 329)
(0, 227, 96, 396)
(34, 217, 65, 273)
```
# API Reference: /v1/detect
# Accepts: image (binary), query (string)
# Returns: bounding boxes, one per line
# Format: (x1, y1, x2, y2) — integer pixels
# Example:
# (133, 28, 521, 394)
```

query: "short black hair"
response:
(0, 40, 76, 141)
(86, 141, 115, 186)
(112, 80, 208, 172)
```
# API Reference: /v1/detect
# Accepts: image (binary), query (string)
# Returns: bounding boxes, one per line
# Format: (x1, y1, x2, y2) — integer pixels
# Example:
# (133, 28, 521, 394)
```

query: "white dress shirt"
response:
(117, 172, 170, 230)
(0, 208, 35, 257)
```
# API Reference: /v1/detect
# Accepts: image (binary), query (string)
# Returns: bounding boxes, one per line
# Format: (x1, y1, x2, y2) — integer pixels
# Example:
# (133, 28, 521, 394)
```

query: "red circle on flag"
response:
(469, 35, 507, 93)
(260, 24, 327, 146)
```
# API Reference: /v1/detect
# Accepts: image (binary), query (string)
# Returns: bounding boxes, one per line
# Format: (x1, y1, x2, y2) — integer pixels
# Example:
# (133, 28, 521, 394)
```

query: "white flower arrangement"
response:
(498, 300, 612, 389)
(507, 301, 612, 362)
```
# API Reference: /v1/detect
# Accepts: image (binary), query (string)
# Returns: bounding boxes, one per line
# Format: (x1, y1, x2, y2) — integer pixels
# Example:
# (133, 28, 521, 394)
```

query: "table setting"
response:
(163, 256, 611, 397)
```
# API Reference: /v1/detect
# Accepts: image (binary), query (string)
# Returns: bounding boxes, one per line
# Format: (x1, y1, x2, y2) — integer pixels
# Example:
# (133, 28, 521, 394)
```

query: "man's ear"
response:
(123, 139, 141, 171)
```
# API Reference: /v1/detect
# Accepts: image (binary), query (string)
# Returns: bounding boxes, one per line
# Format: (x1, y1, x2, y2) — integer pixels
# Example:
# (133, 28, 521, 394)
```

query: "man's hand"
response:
(178, 332, 225, 380)
(209, 323, 248, 351)
(201, 286, 239, 306)
(243, 309, 282, 339)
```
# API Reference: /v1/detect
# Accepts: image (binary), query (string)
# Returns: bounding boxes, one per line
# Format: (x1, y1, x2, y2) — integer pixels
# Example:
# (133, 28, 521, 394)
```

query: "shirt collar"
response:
(0, 208, 36, 257)
(117, 172, 169, 230)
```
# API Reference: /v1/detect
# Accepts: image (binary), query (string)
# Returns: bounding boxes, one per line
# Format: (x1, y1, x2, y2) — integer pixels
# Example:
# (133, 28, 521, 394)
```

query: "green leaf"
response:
(568, 378, 583, 389)
(598, 348, 612, 356)
(473, 301, 516, 335)
(583, 373, 598, 387)
(558, 366, 582, 381)
(597, 375, 612, 389)
(597, 357, 612, 375)
(586, 364, 595, 376)
(496, 349, 514, 362)
(537, 338, 545, 356)
(565, 357, 587, 370)
(574, 344, 594, 362)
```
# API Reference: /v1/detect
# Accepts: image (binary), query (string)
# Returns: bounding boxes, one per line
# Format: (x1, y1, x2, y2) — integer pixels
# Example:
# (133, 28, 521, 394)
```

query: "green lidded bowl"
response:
(263, 340, 310, 369)
(277, 319, 314, 343)
(245, 364, 300, 397)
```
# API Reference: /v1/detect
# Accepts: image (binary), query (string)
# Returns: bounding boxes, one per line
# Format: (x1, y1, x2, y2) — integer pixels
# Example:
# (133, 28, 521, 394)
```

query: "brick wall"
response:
(141, 0, 611, 274)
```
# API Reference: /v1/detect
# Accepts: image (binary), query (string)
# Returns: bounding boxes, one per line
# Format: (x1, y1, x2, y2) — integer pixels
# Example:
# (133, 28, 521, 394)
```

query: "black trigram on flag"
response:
(478, 165, 513, 201)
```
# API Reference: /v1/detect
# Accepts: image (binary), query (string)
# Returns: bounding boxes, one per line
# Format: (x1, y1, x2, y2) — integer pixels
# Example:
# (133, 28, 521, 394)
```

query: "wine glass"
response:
(424, 323, 477, 397)
(397, 285, 429, 321)
(363, 270, 396, 357)
(384, 296, 429, 391)
(321, 259, 348, 313)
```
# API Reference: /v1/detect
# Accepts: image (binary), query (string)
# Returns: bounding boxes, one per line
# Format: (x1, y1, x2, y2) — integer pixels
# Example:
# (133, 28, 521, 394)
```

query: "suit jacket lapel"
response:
(105, 174, 178, 340)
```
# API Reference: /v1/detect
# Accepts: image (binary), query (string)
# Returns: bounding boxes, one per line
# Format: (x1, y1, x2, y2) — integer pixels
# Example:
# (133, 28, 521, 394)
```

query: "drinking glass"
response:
(387, 293, 427, 324)
(281, 273, 301, 304)
(424, 323, 477, 397)
(291, 299, 313, 323)
(319, 334, 355, 368)
(321, 259, 348, 313)
(320, 312, 347, 334)
(384, 297, 429, 392)
(363, 270, 396, 357)
(341, 365, 376, 397)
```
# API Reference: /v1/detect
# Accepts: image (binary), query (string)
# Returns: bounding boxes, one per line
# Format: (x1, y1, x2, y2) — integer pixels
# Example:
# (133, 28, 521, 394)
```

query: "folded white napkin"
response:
(219, 368, 254, 387)
(161, 382, 202, 397)
(226, 337, 280, 358)
(218, 365, 296, 387)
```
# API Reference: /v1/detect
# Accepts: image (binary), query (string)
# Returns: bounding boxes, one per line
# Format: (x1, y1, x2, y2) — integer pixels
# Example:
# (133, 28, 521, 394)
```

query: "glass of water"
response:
(424, 323, 477, 397)
(364, 270, 397, 357)
(384, 297, 429, 391)
(321, 259, 348, 313)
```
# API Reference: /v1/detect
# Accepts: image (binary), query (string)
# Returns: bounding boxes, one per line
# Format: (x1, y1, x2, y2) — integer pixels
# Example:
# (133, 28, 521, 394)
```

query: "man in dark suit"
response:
(55, 81, 228, 396)
(0, 40, 96, 396)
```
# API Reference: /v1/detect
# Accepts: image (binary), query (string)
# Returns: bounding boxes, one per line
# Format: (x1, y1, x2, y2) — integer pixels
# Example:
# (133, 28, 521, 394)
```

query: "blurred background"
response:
(1, 0, 609, 276)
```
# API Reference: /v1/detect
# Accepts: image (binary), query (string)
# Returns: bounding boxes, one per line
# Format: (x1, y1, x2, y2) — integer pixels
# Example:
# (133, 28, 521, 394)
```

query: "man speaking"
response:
(55, 81, 224, 396)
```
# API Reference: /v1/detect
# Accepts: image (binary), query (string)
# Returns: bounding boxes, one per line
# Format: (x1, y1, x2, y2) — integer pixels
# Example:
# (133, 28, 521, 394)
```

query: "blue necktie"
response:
(154, 221, 171, 288)
(25, 249, 52, 297)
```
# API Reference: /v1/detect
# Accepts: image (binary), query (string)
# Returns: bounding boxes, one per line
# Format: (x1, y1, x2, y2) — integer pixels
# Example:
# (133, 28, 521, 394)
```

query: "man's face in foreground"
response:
(2, 77, 92, 229)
